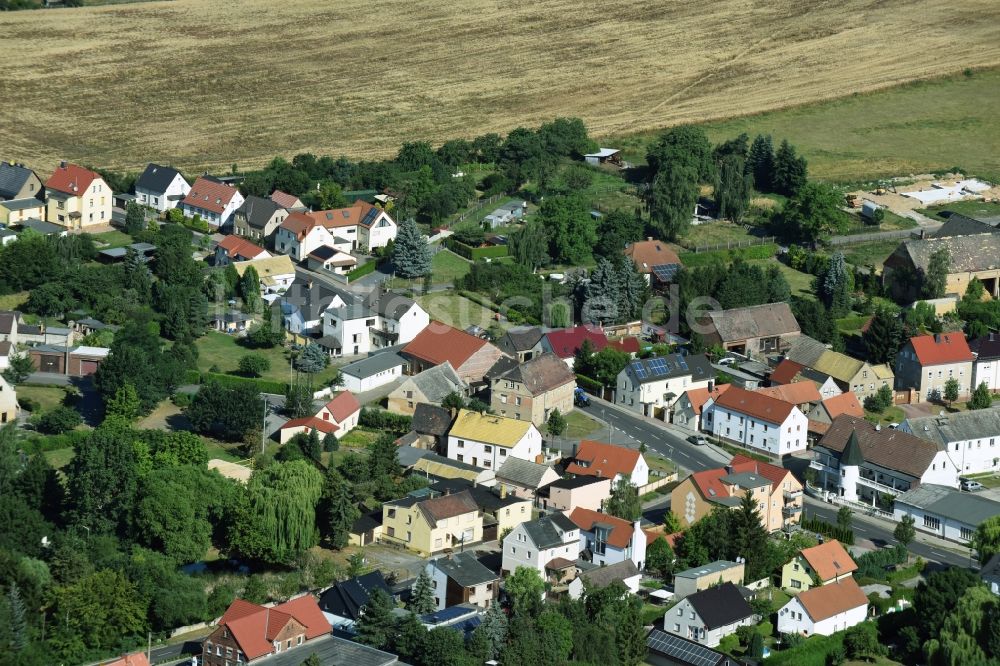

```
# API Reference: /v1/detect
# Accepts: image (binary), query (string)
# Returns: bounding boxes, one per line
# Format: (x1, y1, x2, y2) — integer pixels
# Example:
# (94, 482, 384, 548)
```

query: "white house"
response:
(275, 212, 338, 261)
(134, 163, 190, 212)
(339, 352, 405, 393)
(702, 385, 810, 455)
(279, 391, 361, 443)
(970, 333, 1000, 392)
(565, 440, 649, 488)
(501, 513, 581, 576)
(665, 583, 754, 648)
(356, 203, 397, 251)
(374, 292, 430, 347)
(179, 176, 244, 228)
(447, 409, 543, 471)
(615, 354, 714, 418)
(812, 415, 959, 508)
(323, 302, 377, 357)
(901, 407, 1000, 476)
(321, 292, 429, 358)
(894, 483, 1000, 545)
(568, 507, 646, 569)
(777, 579, 868, 638)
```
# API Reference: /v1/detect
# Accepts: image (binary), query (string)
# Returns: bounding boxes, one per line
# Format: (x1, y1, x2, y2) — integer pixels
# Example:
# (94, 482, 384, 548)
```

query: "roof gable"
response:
(757, 381, 822, 405)
(218, 235, 267, 259)
(324, 391, 361, 423)
(182, 176, 239, 214)
(568, 507, 634, 548)
(686, 582, 753, 629)
(0, 161, 38, 199)
(795, 578, 867, 622)
(45, 162, 99, 196)
(566, 440, 641, 480)
(623, 239, 682, 273)
(909, 332, 974, 366)
(799, 540, 858, 581)
(499, 352, 576, 395)
(707, 302, 800, 342)
(712, 385, 796, 424)
(818, 415, 939, 478)
(403, 321, 491, 368)
(821, 392, 864, 419)
(135, 163, 184, 193)
(449, 409, 534, 447)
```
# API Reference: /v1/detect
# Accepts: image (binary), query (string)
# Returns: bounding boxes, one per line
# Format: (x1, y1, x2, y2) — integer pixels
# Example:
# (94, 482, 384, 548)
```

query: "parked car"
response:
(686, 434, 709, 446)
(961, 478, 984, 492)
(574, 387, 591, 407)
(718, 357, 736, 366)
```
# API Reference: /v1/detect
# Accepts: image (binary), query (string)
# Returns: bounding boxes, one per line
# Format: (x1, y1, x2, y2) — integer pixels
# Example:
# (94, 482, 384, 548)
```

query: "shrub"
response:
(347, 260, 379, 282)
(855, 544, 907, 580)
(801, 514, 855, 545)
(359, 407, 411, 434)
(171, 392, 193, 408)
(36, 406, 83, 434)
(238, 353, 271, 378)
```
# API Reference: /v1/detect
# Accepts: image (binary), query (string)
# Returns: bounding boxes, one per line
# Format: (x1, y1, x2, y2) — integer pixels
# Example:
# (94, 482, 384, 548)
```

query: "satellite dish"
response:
(939, 410, 946, 417)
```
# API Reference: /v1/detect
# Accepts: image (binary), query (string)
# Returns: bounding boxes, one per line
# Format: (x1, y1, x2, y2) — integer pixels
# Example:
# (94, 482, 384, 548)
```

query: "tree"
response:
(605, 475, 641, 521)
(922, 247, 950, 300)
(472, 600, 508, 661)
(646, 126, 715, 183)
(925, 585, 998, 666)
(595, 209, 644, 261)
(317, 468, 359, 548)
(646, 537, 675, 580)
(24, 282, 76, 317)
(355, 588, 395, 649)
(648, 164, 698, 241)
(295, 344, 329, 373)
(545, 409, 567, 437)
(662, 510, 683, 533)
(509, 217, 550, 271)
(746, 134, 775, 191)
(247, 302, 285, 348)
(300, 654, 322, 666)
(51, 569, 147, 656)
(323, 432, 338, 453)
(228, 460, 324, 565)
(187, 381, 264, 442)
(747, 631, 765, 661)
(123, 200, 146, 235)
(393, 218, 431, 279)
(843, 622, 885, 661)
(312, 180, 347, 209)
(837, 506, 854, 532)
(780, 182, 848, 243)
(943, 377, 960, 406)
(238, 354, 270, 378)
(2, 350, 34, 384)
(442, 391, 465, 411)
(913, 567, 979, 642)
(409, 570, 436, 615)
(284, 380, 314, 418)
(970, 382, 993, 410)
(973, 515, 1000, 564)
(863, 384, 894, 414)
(422, 625, 470, 665)
(716, 154, 751, 223)
(36, 405, 83, 434)
(7, 583, 27, 655)
(894, 514, 916, 549)
(863, 308, 906, 365)
(105, 382, 142, 422)
(64, 424, 141, 535)
(540, 195, 596, 265)
(505, 566, 545, 618)
(771, 139, 808, 196)
(820, 252, 853, 317)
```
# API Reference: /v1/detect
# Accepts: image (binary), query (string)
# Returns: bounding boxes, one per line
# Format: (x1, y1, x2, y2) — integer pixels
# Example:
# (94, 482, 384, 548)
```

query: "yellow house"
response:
(0, 198, 46, 226)
(44, 162, 112, 229)
(781, 540, 858, 594)
(0, 376, 18, 425)
(381, 490, 482, 556)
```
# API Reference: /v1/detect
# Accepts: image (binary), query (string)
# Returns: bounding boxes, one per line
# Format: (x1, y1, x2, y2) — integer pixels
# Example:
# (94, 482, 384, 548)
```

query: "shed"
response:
(584, 148, 623, 166)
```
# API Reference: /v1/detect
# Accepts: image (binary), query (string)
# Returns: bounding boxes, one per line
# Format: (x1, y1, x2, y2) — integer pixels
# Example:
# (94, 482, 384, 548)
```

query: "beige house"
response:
(0, 375, 18, 424)
(0, 198, 46, 226)
(44, 162, 111, 229)
(387, 361, 468, 415)
(884, 234, 1000, 301)
(673, 560, 745, 599)
(781, 540, 857, 594)
(0, 161, 43, 201)
(895, 332, 975, 400)
(490, 352, 576, 425)
(785, 337, 895, 400)
(539, 475, 612, 512)
(381, 490, 483, 556)
(494, 457, 561, 500)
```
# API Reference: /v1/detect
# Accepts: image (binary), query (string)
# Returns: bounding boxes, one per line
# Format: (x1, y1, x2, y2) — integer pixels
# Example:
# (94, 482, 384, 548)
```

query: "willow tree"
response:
(228, 460, 323, 565)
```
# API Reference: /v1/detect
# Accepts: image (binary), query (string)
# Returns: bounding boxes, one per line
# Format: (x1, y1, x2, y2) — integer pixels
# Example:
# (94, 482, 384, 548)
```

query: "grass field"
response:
(563, 410, 600, 439)
(89, 230, 134, 248)
(195, 331, 342, 386)
(917, 200, 1000, 222)
(840, 240, 901, 268)
(0, 292, 29, 311)
(430, 249, 471, 286)
(417, 293, 501, 332)
(42, 448, 75, 470)
(16, 386, 69, 412)
(2, 0, 999, 174)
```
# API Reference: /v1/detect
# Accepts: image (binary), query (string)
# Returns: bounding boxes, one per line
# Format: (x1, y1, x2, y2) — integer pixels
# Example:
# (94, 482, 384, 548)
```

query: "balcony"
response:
(809, 460, 838, 474)
(783, 504, 803, 517)
(856, 475, 909, 495)
(784, 488, 803, 500)
(371, 327, 399, 343)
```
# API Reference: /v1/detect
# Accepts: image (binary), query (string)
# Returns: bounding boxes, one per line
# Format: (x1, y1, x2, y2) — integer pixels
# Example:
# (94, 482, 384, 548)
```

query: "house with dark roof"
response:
(895, 332, 975, 400)
(616, 353, 714, 418)
(901, 406, 1000, 477)
(541, 325, 610, 368)
(701, 302, 800, 358)
(894, 483, 1000, 545)
(496, 326, 544, 362)
(388, 361, 469, 415)
(566, 440, 649, 487)
(665, 582, 754, 647)
(424, 551, 500, 611)
(202, 597, 331, 665)
(501, 512, 581, 577)
(402, 321, 504, 386)
(701, 384, 809, 455)
(381, 489, 482, 556)
(180, 175, 245, 228)
(489, 352, 577, 426)
(784, 336, 894, 401)
(930, 213, 1000, 239)
(567, 559, 641, 600)
(777, 578, 868, 637)
(647, 629, 748, 666)
(812, 415, 959, 507)
(883, 233, 1000, 301)
(319, 571, 392, 630)
(233, 194, 290, 242)
(44, 162, 111, 229)
(307, 244, 357, 274)
(134, 163, 190, 212)
(0, 161, 42, 201)
(538, 474, 612, 512)
(494, 456, 561, 499)
(970, 331, 1000, 392)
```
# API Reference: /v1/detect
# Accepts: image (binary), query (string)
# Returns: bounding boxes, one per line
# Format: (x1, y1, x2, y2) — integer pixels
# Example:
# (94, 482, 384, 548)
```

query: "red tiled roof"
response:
(566, 440, 642, 480)
(279, 211, 321, 240)
(545, 325, 609, 359)
(217, 235, 267, 259)
(270, 190, 301, 208)
(281, 416, 339, 434)
(44, 162, 99, 195)
(273, 596, 332, 640)
(712, 385, 796, 425)
(402, 321, 489, 368)
(103, 652, 151, 666)
(770, 359, 805, 385)
(324, 391, 360, 423)
(182, 176, 240, 214)
(757, 381, 821, 406)
(796, 578, 867, 622)
(218, 597, 330, 661)
(307, 201, 383, 229)
(821, 392, 864, 419)
(799, 540, 858, 582)
(808, 419, 831, 435)
(644, 529, 682, 549)
(684, 383, 731, 415)
(623, 239, 682, 274)
(568, 507, 635, 549)
(609, 337, 641, 354)
(909, 332, 974, 366)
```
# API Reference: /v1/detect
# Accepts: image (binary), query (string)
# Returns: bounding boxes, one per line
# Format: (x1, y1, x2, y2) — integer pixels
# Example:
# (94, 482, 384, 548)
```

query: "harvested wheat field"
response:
(2, 0, 1000, 173)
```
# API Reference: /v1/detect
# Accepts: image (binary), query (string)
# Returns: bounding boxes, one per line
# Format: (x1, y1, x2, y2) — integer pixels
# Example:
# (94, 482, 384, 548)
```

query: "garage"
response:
(37, 354, 61, 373)
(78, 359, 100, 376)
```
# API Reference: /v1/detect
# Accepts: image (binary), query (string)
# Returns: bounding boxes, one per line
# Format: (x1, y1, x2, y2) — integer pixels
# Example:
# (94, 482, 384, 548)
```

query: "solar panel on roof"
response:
(678, 356, 688, 370)
(631, 360, 647, 379)
(647, 630, 722, 666)
(651, 263, 681, 283)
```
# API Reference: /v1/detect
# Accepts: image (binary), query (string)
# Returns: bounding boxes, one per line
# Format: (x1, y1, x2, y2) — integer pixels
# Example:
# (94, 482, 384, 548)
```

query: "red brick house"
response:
(202, 597, 330, 666)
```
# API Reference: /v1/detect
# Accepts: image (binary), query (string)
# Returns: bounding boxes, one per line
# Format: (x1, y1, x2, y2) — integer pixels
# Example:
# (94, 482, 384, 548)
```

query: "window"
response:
(485, 445, 493, 453)
(961, 526, 974, 541)
(677, 608, 683, 616)
(387, 526, 395, 537)
(673, 623, 681, 632)
(457, 454, 464, 462)
(792, 579, 801, 589)
(286, 640, 291, 649)
(227, 648, 233, 657)
(388, 508, 396, 518)
(458, 440, 465, 448)
(923, 515, 941, 530)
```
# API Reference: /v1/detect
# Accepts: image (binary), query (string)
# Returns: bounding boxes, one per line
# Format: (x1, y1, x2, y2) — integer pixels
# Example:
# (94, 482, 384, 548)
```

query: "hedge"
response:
(188, 370, 288, 395)
(457, 290, 542, 326)
(678, 243, 777, 267)
(447, 238, 509, 260)
(22, 429, 90, 455)
(801, 514, 855, 545)
(575, 374, 603, 394)
(855, 544, 907, 580)
(347, 260, 379, 282)
(764, 632, 846, 666)
(359, 407, 412, 434)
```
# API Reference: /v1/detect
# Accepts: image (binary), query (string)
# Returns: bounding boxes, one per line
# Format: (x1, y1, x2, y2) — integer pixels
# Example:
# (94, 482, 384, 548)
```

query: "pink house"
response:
(539, 475, 612, 512)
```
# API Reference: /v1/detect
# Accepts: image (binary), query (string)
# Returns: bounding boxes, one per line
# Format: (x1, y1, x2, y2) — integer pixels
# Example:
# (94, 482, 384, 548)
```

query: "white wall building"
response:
(616, 354, 714, 418)
(971, 333, 1000, 392)
(664, 583, 754, 648)
(777, 579, 868, 637)
(339, 353, 405, 393)
(134, 163, 190, 212)
(901, 407, 1000, 476)
(568, 507, 647, 569)
(501, 513, 581, 576)
(180, 176, 244, 228)
(275, 213, 339, 261)
(447, 409, 542, 471)
(702, 385, 810, 455)
(894, 484, 1000, 545)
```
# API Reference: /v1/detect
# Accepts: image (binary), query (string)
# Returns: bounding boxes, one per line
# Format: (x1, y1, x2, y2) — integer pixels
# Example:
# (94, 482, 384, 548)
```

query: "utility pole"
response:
(261, 398, 268, 455)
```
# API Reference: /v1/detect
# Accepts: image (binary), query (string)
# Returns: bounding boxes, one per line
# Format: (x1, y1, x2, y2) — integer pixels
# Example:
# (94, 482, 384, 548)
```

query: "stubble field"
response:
(2, 0, 1000, 173)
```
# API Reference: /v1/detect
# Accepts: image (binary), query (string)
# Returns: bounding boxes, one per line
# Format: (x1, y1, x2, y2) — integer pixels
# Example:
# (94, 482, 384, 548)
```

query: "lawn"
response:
(865, 406, 904, 426)
(646, 455, 678, 477)
(417, 293, 502, 333)
(563, 410, 601, 439)
(966, 473, 1000, 489)
(749, 259, 814, 299)
(89, 230, 133, 248)
(204, 439, 243, 463)
(430, 249, 471, 286)
(337, 428, 381, 449)
(42, 447, 75, 470)
(917, 200, 1000, 222)
(195, 331, 343, 387)
(839, 240, 900, 268)
(678, 221, 759, 251)
(15, 385, 69, 412)
(0, 292, 29, 310)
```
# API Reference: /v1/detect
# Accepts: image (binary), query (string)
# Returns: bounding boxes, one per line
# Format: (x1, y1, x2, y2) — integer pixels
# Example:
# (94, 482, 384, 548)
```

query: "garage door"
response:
(38, 355, 61, 373)
(79, 360, 100, 376)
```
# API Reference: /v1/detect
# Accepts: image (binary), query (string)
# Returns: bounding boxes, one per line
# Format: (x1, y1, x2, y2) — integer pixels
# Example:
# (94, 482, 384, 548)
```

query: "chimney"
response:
(647, 236, 653, 241)
(500, 485, 507, 499)
(875, 423, 881, 431)
(725, 465, 734, 475)
(934, 333, 941, 343)
(708, 379, 715, 392)
(60, 160, 67, 168)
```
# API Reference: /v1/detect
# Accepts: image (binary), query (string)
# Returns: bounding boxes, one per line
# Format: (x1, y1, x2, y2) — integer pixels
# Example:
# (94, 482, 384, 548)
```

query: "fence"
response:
(683, 236, 777, 253)
(828, 228, 918, 246)
(455, 194, 504, 224)
(637, 474, 677, 494)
